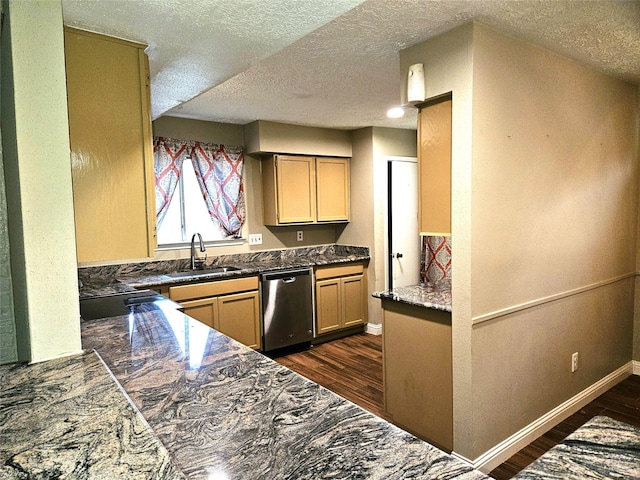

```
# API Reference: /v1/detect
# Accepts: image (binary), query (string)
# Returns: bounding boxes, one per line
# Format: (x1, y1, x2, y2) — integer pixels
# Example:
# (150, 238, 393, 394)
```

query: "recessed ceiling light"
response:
(386, 107, 404, 118)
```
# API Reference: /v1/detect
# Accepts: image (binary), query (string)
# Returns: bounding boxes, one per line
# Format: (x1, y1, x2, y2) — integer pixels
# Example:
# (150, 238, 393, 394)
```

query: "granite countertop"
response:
(0, 350, 183, 479)
(79, 244, 370, 299)
(373, 280, 452, 312)
(55, 243, 484, 478)
(513, 415, 640, 479)
(81, 305, 487, 479)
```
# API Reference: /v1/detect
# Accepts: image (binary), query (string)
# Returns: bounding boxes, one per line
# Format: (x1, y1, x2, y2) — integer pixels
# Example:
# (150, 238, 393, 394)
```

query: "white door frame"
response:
(385, 156, 418, 290)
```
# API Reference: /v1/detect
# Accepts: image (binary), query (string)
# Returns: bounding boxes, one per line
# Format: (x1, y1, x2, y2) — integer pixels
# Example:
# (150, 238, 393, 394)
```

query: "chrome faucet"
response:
(190, 233, 206, 270)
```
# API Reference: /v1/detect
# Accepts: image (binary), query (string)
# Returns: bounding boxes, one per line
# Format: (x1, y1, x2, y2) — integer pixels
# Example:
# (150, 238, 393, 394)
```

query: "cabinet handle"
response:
(392, 253, 403, 259)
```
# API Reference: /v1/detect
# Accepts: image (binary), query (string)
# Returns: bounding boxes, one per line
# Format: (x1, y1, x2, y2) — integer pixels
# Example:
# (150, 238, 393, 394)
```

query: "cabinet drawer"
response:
(169, 276, 259, 302)
(315, 263, 363, 280)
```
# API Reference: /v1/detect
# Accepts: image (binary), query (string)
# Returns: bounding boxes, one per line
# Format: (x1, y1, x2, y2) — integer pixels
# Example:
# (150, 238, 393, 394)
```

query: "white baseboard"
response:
(365, 323, 382, 335)
(468, 361, 635, 473)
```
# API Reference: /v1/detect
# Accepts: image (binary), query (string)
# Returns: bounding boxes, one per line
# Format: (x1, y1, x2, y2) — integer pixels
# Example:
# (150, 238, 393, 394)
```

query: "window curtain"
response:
(153, 137, 188, 227)
(190, 142, 245, 238)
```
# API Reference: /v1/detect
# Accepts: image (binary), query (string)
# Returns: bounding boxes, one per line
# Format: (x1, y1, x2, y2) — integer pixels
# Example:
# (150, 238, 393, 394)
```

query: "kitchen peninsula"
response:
(0, 244, 487, 478)
(1, 287, 484, 479)
(80, 298, 484, 479)
(66, 246, 481, 478)
(374, 280, 454, 452)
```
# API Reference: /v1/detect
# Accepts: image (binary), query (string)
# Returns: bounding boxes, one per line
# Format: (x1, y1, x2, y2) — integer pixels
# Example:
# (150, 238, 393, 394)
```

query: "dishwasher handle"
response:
(261, 268, 311, 281)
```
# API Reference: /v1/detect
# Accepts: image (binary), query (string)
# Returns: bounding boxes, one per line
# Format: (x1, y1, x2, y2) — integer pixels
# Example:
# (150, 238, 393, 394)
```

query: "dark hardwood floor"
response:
(274, 333, 640, 479)
(274, 333, 390, 421)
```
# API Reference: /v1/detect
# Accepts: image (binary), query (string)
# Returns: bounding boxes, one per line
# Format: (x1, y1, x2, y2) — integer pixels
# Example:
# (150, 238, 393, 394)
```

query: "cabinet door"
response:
(315, 278, 342, 334)
(316, 157, 350, 222)
(418, 95, 452, 236)
(341, 274, 365, 328)
(65, 27, 155, 262)
(275, 155, 316, 223)
(216, 291, 261, 350)
(181, 297, 217, 329)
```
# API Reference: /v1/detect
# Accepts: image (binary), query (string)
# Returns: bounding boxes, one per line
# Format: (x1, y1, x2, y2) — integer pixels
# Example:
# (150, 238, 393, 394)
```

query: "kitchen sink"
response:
(166, 266, 242, 278)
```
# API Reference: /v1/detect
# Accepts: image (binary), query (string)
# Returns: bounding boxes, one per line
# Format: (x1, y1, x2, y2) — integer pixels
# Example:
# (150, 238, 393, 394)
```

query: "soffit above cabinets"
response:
(243, 121, 352, 157)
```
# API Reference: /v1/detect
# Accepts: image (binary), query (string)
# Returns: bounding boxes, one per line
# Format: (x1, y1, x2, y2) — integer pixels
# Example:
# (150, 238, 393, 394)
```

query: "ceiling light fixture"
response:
(386, 107, 405, 118)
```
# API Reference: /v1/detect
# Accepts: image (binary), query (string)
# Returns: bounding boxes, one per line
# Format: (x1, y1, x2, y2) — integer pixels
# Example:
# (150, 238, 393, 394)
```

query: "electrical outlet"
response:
(571, 352, 579, 372)
(248, 233, 262, 245)
(296, 230, 303, 242)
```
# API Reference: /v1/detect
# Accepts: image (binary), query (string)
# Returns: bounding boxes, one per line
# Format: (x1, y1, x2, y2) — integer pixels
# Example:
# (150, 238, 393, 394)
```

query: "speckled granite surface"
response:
(81, 307, 486, 480)
(373, 280, 452, 311)
(79, 244, 369, 299)
(514, 415, 640, 479)
(0, 351, 184, 479)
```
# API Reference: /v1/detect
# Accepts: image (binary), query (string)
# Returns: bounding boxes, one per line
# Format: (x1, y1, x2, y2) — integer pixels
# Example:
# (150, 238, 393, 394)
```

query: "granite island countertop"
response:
(80, 304, 487, 479)
(0, 350, 184, 479)
(67, 244, 485, 478)
(373, 280, 452, 312)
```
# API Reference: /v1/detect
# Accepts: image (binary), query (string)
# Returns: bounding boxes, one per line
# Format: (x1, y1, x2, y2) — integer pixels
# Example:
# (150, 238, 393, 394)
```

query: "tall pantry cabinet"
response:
(64, 27, 156, 263)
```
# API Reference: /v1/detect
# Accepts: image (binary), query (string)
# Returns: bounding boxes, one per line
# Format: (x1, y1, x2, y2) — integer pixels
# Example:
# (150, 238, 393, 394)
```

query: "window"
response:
(153, 137, 246, 248)
(157, 157, 237, 246)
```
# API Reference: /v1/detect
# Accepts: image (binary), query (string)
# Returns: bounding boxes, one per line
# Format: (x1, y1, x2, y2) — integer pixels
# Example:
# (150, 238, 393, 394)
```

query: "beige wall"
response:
(371, 128, 418, 324)
(400, 22, 476, 456)
(338, 127, 416, 328)
(1, 0, 82, 362)
(401, 21, 639, 463)
(469, 23, 638, 459)
(154, 116, 245, 145)
(151, 116, 340, 261)
(340, 128, 376, 322)
(471, 26, 638, 316)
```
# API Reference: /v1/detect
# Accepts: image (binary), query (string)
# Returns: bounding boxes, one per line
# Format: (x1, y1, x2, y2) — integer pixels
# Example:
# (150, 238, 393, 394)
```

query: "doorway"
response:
(387, 157, 420, 289)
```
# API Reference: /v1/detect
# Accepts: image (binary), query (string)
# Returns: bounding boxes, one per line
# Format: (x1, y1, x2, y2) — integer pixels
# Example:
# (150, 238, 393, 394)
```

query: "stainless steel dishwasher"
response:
(261, 268, 313, 352)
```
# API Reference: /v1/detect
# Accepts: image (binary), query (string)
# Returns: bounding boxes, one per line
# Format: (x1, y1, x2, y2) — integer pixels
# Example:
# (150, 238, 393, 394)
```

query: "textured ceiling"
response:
(62, 0, 640, 130)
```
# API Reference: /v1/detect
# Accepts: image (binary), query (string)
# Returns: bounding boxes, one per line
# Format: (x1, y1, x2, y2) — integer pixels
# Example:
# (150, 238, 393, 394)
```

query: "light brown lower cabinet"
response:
(180, 297, 217, 329)
(169, 277, 261, 350)
(216, 292, 261, 350)
(382, 299, 453, 452)
(315, 263, 366, 336)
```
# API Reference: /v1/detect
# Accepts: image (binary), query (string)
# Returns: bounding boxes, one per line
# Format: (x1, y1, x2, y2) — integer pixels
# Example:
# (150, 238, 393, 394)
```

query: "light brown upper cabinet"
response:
(262, 155, 350, 226)
(65, 27, 156, 263)
(417, 95, 452, 236)
(316, 157, 350, 222)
